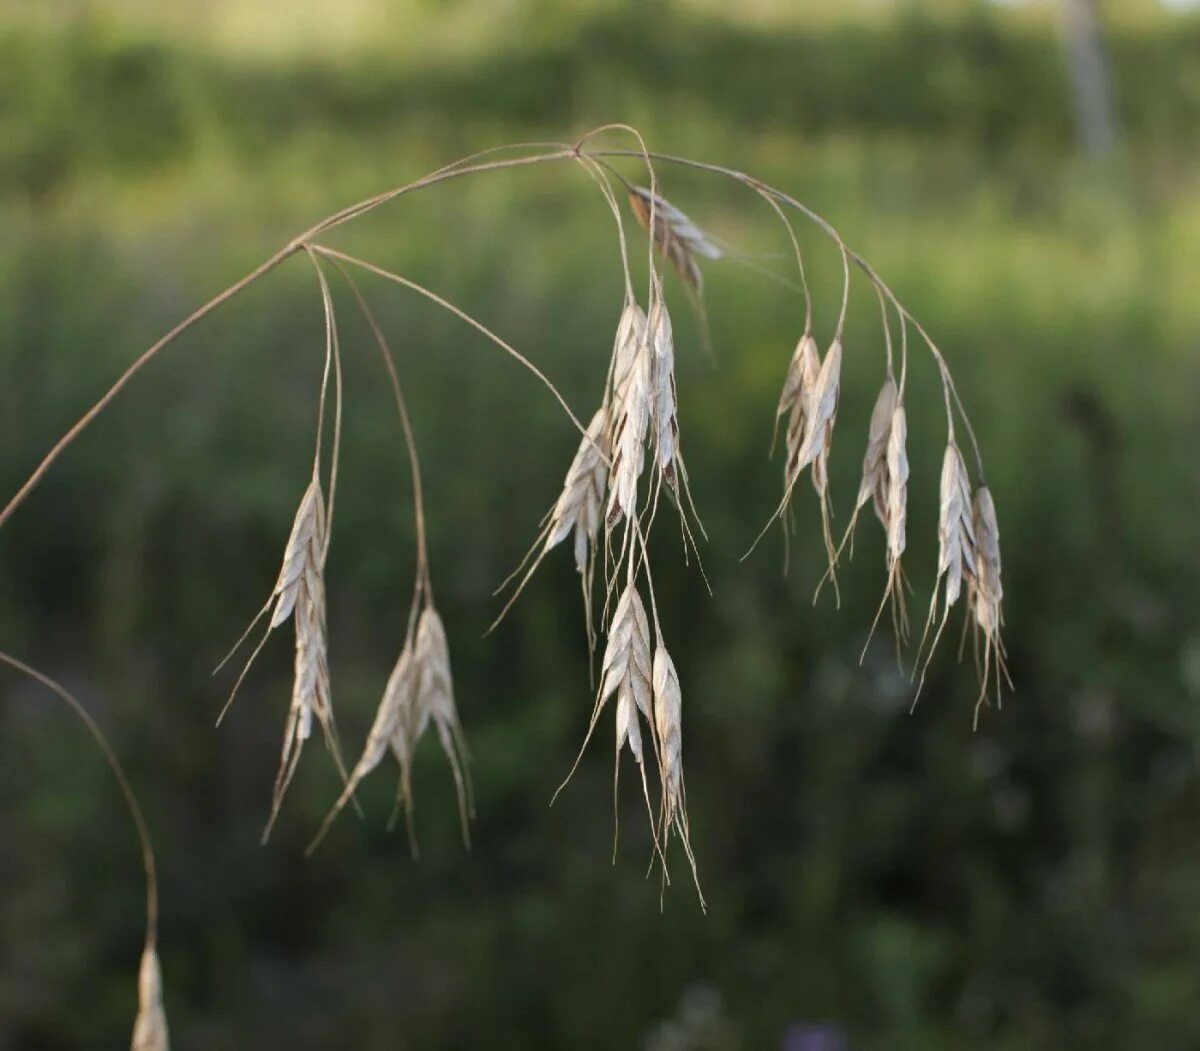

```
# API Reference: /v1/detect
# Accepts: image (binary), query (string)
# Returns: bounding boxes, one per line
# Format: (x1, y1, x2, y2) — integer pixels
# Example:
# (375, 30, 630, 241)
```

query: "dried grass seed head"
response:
(648, 289, 680, 483)
(652, 646, 683, 822)
(937, 442, 977, 609)
(414, 605, 473, 841)
(130, 946, 169, 1051)
(271, 479, 326, 627)
(971, 486, 1003, 636)
(799, 337, 843, 494)
(605, 303, 654, 528)
(776, 332, 821, 478)
(546, 407, 610, 573)
(885, 405, 909, 566)
(601, 582, 653, 730)
(855, 378, 899, 525)
(628, 186, 722, 294)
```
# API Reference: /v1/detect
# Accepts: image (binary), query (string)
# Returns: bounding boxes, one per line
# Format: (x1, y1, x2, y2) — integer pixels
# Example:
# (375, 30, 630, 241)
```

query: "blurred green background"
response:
(2, 0, 1200, 1048)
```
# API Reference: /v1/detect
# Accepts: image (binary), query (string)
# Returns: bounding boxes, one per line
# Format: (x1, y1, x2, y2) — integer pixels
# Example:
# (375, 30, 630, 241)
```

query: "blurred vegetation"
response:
(2, 1, 1200, 1049)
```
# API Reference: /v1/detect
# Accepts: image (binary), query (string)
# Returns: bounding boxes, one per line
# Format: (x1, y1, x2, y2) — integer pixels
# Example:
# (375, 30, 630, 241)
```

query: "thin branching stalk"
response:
(0, 126, 1007, 912)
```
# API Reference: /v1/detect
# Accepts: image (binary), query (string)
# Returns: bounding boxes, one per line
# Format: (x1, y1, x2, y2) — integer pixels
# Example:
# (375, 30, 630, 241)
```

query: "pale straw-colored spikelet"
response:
(873, 402, 911, 651)
(609, 297, 649, 410)
(833, 380, 911, 652)
(554, 578, 660, 852)
(545, 407, 610, 573)
(224, 475, 349, 842)
(856, 379, 899, 534)
(628, 186, 722, 294)
(915, 441, 978, 700)
(488, 407, 610, 645)
(605, 301, 653, 530)
(797, 338, 843, 598)
(649, 290, 679, 485)
(647, 279, 709, 563)
(311, 605, 473, 854)
(413, 606, 474, 845)
(308, 641, 416, 854)
(215, 473, 353, 841)
(968, 486, 1010, 726)
(774, 331, 821, 479)
(885, 406, 909, 572)
(652, 645, 704, 908)
(600, 580, 659, 854)
(130, 945, 168, 1051)
(601, 583, 653, 744)
(271, 479, 325, 627)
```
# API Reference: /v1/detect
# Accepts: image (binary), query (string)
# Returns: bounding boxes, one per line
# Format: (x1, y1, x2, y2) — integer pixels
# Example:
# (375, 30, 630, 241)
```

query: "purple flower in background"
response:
(783, 1022, 848, 1051)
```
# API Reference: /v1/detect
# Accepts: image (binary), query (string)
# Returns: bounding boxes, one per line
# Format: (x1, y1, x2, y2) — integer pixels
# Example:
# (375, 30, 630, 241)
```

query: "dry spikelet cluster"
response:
(220, 472, 352, 842)
(312, 599, 473, 856)
(0, 128, 1009, 927)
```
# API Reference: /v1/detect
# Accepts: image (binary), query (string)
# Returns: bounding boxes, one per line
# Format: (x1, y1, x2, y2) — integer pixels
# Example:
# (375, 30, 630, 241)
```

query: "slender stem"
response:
(310, 245, 592, 442)
(0, 652, 159, 948)
(303, 246, 345, 560)
(325, 255, 433, 619)
(0, 149, 576, 532)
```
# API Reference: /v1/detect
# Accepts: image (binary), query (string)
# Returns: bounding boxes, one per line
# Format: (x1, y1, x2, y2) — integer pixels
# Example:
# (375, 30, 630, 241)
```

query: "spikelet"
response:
(915, 442, 978, 699)
(834, 380, 911, 653)
(647, 281, 708, 563)
(310, 605, 473, 854)
(648, 290, 679, 485)
(413, 606, 473, 845)
(554, 579, 659, 849)
(628, 186, 722, 294)
(852, 379, 899, 536)
(775, 332, 821, 473)
(969, 486, 1009, 725)
(308, 641, 416, 854)
(796, 338, 843, 597)
(601, 581, 659, 853)
(488, 407, 610, 646)
(885, 407, 909, 573)
(605, 301, 653, 531)
(546, 407, 610, 573)
(130, 946, 169, 1051)
(652, 645, 704, 908)
(263, 477, 348, 839)
(610, 297, 649, 409)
